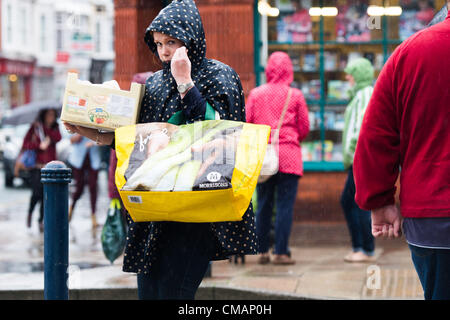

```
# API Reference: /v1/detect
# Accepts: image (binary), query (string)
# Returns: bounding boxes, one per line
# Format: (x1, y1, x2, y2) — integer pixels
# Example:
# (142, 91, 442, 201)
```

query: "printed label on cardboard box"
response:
(66, 96, 86, 110)
(91, 94, 110, 107)
(107, 94, 135, 117)
(88, 108, 110, 124)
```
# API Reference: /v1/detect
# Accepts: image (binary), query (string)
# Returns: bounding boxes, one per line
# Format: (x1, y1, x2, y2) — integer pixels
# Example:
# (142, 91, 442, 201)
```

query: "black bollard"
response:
(41, 161, 71, 300)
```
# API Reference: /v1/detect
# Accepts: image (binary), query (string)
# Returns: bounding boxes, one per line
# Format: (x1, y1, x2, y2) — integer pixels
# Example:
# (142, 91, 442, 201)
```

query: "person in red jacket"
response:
(21, 108, 61, 231)
(353, 5, 450, 300)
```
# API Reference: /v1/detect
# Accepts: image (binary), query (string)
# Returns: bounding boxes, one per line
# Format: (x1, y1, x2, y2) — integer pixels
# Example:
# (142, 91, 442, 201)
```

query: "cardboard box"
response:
(61, 73, 144, 131)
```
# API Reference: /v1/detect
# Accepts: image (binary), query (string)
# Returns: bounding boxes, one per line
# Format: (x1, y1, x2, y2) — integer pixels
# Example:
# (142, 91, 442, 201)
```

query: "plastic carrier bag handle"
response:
(168, 102, 217, 125)
(109, 198, 122, 210)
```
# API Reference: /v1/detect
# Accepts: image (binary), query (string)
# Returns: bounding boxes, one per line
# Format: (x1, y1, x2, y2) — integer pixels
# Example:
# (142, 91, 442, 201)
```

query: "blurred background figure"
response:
(246, 51, 309, 265)
(21, 108, 61, 232)
(340, 57, 375, 263)
(67, 134, 101, 230)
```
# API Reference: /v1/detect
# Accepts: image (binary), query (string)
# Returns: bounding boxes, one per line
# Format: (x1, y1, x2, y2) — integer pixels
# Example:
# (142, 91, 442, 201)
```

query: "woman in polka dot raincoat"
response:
(64, 0, 257, 299)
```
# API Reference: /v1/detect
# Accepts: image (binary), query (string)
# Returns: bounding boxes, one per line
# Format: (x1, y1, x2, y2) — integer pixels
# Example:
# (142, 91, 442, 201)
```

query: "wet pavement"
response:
(0, 168, 424, 300)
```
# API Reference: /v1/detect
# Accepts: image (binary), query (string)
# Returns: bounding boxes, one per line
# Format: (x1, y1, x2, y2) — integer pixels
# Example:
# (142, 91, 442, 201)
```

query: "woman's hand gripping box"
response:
(61, 72, 145, 132)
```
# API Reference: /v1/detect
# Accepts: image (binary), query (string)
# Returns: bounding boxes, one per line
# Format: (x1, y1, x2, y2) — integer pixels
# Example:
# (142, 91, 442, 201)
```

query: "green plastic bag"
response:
(101, 199, 126, 264)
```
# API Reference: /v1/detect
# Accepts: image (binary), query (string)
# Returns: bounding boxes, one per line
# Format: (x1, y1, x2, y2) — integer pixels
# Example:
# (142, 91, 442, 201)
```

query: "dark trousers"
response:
(28, 168, 44, 223)
(409, 244, 450, 300)
(71, 155, 99, 214)
(256, 172, 299, 255)
(340, 166, 375, 255)
(137, 222, 215, 300)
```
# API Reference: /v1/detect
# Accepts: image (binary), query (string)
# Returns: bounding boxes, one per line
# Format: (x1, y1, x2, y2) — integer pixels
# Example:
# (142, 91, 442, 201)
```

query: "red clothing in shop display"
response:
(246, 51, 310, 177)
(353, 11, 450, 218)
(22, 124, 61, 166)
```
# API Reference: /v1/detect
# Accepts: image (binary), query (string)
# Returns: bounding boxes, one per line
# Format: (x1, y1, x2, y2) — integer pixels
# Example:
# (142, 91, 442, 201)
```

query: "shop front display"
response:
(0, 57, 35, 109)
(262, 0, 445, 172)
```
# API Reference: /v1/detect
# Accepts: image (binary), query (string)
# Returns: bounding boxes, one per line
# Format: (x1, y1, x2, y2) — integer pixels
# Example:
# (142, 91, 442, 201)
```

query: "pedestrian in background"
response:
(340, 57, 376, 263)
(21, 108, 61, 232)
(246, 51, 310, 265)
(67, 134, 101, 230)
(353, 5, 450, 300)
(64, 0, 257, 300)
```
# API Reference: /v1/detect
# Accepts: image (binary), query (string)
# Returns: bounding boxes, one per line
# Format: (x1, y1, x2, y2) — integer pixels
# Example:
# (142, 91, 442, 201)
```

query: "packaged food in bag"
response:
(115, 120, 270, 223)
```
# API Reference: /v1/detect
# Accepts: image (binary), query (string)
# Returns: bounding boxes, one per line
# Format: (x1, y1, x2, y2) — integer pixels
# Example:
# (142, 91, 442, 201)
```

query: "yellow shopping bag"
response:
(114, 120, 270, 223)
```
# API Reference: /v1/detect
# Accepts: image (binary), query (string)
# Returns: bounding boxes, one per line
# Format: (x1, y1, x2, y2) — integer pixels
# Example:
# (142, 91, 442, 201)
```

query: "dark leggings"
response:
(71, 155, 99, 214)
(137, 223, 215, 300)
(28, 168, 44, 223)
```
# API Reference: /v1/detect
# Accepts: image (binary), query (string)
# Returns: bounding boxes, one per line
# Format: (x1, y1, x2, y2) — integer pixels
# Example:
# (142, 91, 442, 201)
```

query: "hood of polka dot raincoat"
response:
(139, 0, 246, 124)
(145, 0, 206, 72)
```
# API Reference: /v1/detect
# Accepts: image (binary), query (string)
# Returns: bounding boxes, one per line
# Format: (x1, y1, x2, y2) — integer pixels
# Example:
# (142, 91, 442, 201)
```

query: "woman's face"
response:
(153, 32, 184, 63)
(44, 110, 56, 127)
(345, 74, 355, 86)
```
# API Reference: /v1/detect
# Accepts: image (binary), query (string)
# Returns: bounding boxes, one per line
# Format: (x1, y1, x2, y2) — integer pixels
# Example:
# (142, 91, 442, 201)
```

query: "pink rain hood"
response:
(265, 51, 294, 85)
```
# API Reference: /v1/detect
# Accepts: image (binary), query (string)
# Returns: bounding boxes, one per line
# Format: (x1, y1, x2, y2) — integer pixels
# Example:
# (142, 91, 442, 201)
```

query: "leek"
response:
(152, 165, 180, 191)
(124, 148, 192, 190)
(129, 120, 219, 181)
(173, 160, 202, 191)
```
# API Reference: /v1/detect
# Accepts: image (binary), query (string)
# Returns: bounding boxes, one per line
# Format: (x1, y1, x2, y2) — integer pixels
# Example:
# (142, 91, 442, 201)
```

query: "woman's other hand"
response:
(39, 136, 51, 150)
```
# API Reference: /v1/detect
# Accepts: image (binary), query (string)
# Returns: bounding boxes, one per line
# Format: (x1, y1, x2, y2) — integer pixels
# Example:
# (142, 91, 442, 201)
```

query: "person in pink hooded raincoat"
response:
(246, 51, 310, 265)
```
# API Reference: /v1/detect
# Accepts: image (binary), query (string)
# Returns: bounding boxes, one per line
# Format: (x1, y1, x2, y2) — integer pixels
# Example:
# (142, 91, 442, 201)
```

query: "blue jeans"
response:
(409, 244, 450, 300)
(137, 222, 215, 300)
(256, 172, 299, 255)
(340, 166, 375, 255)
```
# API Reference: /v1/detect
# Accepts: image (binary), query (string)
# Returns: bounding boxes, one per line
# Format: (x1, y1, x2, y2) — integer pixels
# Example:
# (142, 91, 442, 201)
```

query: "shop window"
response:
(262, 0, 445, 170)
(396, 0, 436, 40)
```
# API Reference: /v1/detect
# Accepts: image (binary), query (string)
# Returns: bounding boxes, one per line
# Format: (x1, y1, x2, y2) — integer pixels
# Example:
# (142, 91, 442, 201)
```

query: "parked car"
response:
(1, 122, 72, 188)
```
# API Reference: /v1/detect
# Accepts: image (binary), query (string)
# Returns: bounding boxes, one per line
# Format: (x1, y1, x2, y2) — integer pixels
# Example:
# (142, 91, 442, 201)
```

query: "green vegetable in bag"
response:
(101, 199, 127, 264)
(173, 160, 202, 191)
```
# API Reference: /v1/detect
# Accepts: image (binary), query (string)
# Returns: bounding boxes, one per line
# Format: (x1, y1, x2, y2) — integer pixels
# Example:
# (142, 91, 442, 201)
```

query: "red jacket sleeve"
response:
(296, 91, 310, 142)
(353, 52, 401, 211)
(46, 125, 62, 144)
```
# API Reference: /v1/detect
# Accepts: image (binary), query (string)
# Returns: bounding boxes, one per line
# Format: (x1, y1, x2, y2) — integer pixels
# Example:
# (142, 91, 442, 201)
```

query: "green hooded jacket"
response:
(342, 58, 374, 169)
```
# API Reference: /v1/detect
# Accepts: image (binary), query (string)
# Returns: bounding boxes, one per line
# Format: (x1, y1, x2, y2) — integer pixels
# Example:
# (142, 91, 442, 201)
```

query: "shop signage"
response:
(0, 58, 35, 76)
(71, 32, 94, 51)
(56, 51, 71, 63)
(34, 66, 54, 77)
